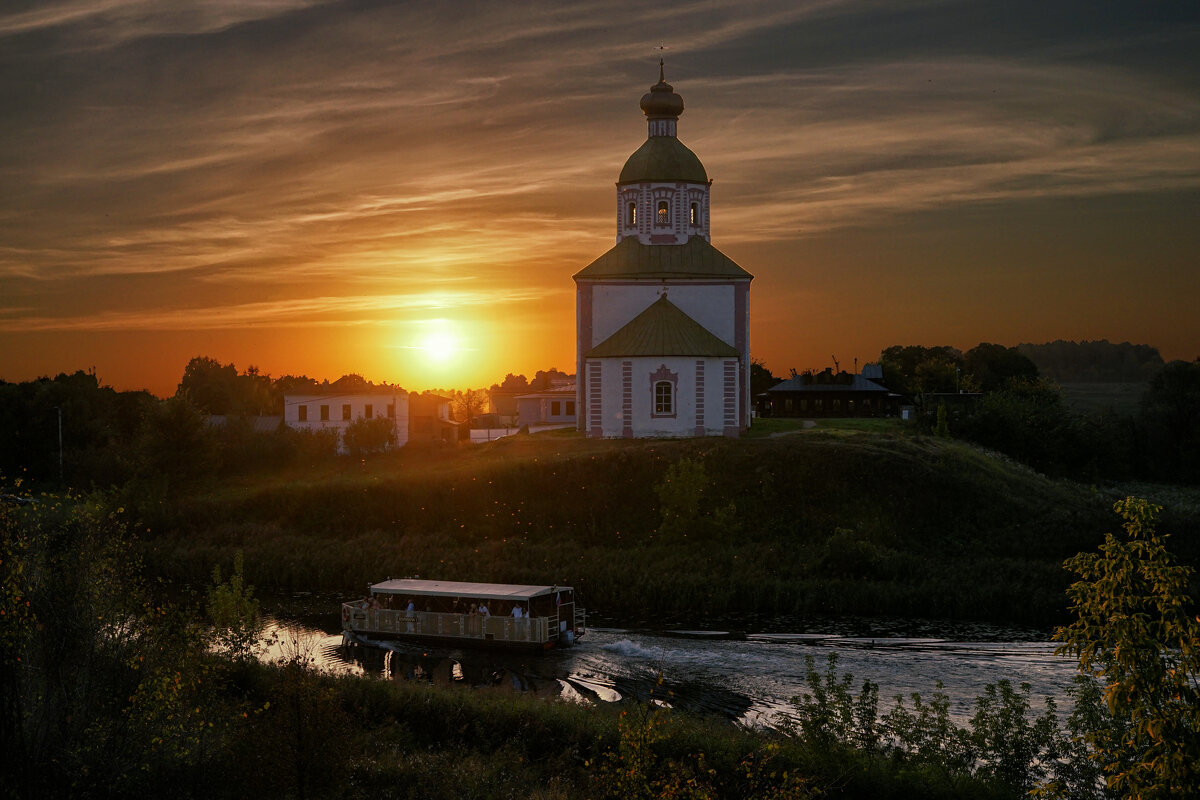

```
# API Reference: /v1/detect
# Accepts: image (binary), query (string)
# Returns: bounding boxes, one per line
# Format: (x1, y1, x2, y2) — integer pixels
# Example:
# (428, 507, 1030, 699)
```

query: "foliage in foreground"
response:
(1053, 497, 1200, 798)
(5, 485, 1199, 799)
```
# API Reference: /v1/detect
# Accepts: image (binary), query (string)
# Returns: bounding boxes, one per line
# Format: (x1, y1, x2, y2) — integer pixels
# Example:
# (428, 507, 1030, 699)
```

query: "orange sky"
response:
(1, 2, 1198, 396)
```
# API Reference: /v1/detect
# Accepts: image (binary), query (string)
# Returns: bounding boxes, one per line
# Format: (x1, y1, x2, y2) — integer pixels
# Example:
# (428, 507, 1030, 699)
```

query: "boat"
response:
(341, 578, 586, 651)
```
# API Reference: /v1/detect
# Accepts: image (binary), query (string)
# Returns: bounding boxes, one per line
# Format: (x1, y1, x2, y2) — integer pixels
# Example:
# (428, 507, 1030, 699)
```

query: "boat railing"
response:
(342, 604, 551, 645)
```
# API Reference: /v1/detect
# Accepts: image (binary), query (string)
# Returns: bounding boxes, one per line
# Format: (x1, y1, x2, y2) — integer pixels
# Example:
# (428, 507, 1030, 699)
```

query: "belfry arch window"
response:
(690, 202, 699, 226)
(656, 200, 669, 226)
(627, 202, 637, 227)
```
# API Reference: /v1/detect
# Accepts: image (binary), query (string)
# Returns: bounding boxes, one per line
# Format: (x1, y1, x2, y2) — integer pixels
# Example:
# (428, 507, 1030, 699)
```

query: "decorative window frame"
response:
(650, 364, 678, 418)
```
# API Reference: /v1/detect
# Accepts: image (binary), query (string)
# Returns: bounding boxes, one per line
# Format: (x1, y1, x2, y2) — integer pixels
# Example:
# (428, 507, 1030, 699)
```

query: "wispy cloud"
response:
(0, 287, 568, 333)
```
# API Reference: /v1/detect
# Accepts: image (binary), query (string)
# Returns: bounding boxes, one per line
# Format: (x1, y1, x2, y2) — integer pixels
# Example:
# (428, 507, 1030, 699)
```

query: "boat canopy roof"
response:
(368, 579, 572, 601)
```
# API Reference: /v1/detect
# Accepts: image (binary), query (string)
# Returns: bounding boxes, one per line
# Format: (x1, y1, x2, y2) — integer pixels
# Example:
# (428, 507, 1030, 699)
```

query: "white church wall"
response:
(589, 283, 737, 347)
(586, 357, 735, 438)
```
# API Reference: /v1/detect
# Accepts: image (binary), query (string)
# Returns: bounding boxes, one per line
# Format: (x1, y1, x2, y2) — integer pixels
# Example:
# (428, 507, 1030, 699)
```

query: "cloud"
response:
(0, 286, 569, 333)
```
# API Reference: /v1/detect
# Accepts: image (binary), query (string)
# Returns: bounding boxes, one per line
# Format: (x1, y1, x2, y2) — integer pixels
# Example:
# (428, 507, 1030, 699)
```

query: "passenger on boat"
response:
(478, 602, 491, 617)
(511, 604, 524, 619)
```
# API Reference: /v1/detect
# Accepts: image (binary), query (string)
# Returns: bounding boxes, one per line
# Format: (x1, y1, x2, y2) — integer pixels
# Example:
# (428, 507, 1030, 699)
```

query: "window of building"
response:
(627, 202, 636, 226)
(814, 398, 823, 411)
(320, 405, 329, 421)
(386, 404, 395, 418)
(656, 200, 669, 226)
(654, 381, 673, 415)
(566, 401, 575, 415)
(365, 404, 373, 419)
(298, 405, 308, 422)
(833, 399, 841, 411)
(342, 404, 351, 421)
(690, 202, 699, 225)
(551, 401, 561, 416)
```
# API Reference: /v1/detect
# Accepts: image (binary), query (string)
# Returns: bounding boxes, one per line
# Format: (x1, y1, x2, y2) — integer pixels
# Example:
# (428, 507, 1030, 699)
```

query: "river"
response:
(262, 593, 1081, 730)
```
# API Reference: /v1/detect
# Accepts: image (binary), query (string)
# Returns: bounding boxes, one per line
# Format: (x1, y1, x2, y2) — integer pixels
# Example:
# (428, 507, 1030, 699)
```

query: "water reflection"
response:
(259, 598, 1079, 730)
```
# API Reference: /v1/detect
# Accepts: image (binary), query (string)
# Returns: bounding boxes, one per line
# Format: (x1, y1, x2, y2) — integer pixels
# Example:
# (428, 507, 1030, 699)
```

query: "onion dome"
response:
(619, 60, 708, 185)
(640, 60, 684, 120)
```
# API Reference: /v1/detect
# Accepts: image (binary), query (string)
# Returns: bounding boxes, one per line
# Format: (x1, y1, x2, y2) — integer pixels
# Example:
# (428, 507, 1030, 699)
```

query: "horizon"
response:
(2, 2, 1198, 397)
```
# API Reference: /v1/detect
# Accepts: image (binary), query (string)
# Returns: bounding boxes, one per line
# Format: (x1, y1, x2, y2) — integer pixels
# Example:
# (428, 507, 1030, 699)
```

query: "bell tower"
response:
(616, 61, 711, 246)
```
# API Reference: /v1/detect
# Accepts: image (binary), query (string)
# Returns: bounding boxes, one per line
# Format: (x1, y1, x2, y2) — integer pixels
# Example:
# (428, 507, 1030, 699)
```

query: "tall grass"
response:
(131, 433, 1200, 626)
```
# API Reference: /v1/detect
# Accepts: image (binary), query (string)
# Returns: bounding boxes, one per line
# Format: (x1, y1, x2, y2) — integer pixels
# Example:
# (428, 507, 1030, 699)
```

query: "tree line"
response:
(869, 343, 1198, 484)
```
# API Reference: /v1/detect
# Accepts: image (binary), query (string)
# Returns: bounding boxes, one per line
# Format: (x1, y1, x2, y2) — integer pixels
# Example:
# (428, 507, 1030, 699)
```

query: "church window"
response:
(690, 203, 699, 225)
(551, 401, 561, 416)
(365, 404, 373, 419)
(298, 405, 308, 422)
(627, 202, 636, 226)
(320, 405, 329, 421)
(566, 401, 575, 415)
(386, 404, 395, 418)
(342, 404, 352, 421)
(656, 201, 669, 226)
(654, 381, 674, 415)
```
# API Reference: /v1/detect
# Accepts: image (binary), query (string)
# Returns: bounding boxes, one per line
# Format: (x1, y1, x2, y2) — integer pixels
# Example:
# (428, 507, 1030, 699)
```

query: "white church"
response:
(575, 64, 753, 438)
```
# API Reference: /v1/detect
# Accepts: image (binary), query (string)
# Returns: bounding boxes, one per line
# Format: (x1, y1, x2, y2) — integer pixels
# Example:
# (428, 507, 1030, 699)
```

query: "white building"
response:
(284, 390, 410, 451)
(575, 64, 753, 438)
(516, 382, 577, 427)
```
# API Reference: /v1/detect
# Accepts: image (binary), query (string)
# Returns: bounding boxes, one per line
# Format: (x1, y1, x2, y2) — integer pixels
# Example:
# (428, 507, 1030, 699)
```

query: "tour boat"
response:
(341, 578, 585, 651)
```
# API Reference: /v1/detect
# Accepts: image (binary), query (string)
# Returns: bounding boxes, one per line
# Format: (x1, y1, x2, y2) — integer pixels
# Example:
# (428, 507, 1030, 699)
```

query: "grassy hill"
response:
(134, 427, 1200, 627)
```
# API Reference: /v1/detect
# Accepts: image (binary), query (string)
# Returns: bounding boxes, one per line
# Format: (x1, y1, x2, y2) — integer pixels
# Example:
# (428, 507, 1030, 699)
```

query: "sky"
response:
(1, 0, 1197, 397)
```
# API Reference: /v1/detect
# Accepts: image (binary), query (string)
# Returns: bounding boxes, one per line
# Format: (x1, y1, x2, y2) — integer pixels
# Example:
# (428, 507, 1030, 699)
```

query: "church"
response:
(574, 64, 753, 438)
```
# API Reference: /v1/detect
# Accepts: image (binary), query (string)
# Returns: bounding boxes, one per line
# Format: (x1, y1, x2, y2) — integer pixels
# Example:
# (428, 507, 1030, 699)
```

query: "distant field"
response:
(1057, 382, 1147, 415)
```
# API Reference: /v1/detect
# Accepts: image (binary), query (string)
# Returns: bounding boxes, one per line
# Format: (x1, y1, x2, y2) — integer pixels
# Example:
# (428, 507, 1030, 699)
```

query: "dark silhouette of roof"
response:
(574, 236, 752, 280)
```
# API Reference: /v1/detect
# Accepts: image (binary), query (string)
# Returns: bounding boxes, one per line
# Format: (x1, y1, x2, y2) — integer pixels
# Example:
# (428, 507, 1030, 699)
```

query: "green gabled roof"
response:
(586, 295, 739, 358)
(574, 235, 753, 281)
(619, 136, 708, 184)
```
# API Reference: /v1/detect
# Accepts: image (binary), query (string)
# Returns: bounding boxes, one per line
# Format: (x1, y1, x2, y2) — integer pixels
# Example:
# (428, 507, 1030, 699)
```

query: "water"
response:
(262, 594, 1080, 730)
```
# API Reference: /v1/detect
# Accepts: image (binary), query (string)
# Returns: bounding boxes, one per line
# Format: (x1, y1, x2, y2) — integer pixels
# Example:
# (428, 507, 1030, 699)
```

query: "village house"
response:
(756, 364, 901, 418)
(283, 384, 457, 451)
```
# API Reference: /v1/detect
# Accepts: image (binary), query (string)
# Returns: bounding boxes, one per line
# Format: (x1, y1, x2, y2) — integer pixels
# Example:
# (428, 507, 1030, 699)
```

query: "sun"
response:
(420, 330, 458, 364)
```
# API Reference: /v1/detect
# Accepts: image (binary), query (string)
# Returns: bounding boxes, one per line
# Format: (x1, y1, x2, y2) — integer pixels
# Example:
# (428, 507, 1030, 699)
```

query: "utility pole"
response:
(55, 406, 63, 484)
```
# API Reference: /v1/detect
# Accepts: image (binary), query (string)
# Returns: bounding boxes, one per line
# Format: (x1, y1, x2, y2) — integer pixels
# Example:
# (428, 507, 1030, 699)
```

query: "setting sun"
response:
(420, 330, 459, 364)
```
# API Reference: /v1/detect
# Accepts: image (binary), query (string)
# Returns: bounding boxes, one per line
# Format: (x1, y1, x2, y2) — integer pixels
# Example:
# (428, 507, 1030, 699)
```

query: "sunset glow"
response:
(0, 2, 1197, 395)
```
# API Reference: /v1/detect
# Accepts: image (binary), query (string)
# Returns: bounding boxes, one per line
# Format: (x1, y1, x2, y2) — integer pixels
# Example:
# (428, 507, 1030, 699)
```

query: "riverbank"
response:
(131, 428, 1200, 628)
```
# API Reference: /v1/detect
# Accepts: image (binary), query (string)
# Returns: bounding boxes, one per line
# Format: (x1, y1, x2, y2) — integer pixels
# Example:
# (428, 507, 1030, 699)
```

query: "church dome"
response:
(619, 137, 708, 184)
(619, 61, 708, 184)
(640, 74, 684, 119)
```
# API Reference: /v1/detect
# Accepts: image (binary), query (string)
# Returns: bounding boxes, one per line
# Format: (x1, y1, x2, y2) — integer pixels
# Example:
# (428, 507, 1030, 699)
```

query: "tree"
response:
(962, 343, 1039, 392)
(879, 345, 962, 398)
(341, 416, 395, 456)
(452, 388, 488, 427)
(1052, 498, 1200, 799)
(750, 359, 780, 399)
(177, 356, 241, 414)
(1139, 359, 1200, 483)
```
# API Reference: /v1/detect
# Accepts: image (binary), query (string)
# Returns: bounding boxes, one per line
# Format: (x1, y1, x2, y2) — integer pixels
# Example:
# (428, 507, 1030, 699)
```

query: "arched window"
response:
(656, 200, 669, 226)
(690, 202, 699, 226)
(654, 381, 673, 415)
(627, 202, 637, 227)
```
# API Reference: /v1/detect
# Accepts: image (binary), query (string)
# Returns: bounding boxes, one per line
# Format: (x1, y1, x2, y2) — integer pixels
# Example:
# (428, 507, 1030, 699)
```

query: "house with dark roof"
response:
(575, 64, 752, 438)
(756, 366, 900, 418)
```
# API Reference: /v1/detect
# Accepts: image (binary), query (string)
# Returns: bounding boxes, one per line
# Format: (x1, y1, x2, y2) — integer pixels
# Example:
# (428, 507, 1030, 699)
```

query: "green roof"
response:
(586, 295, 739, 358)
(619, 137, 708, 184)
(574, 235, 752, 281)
